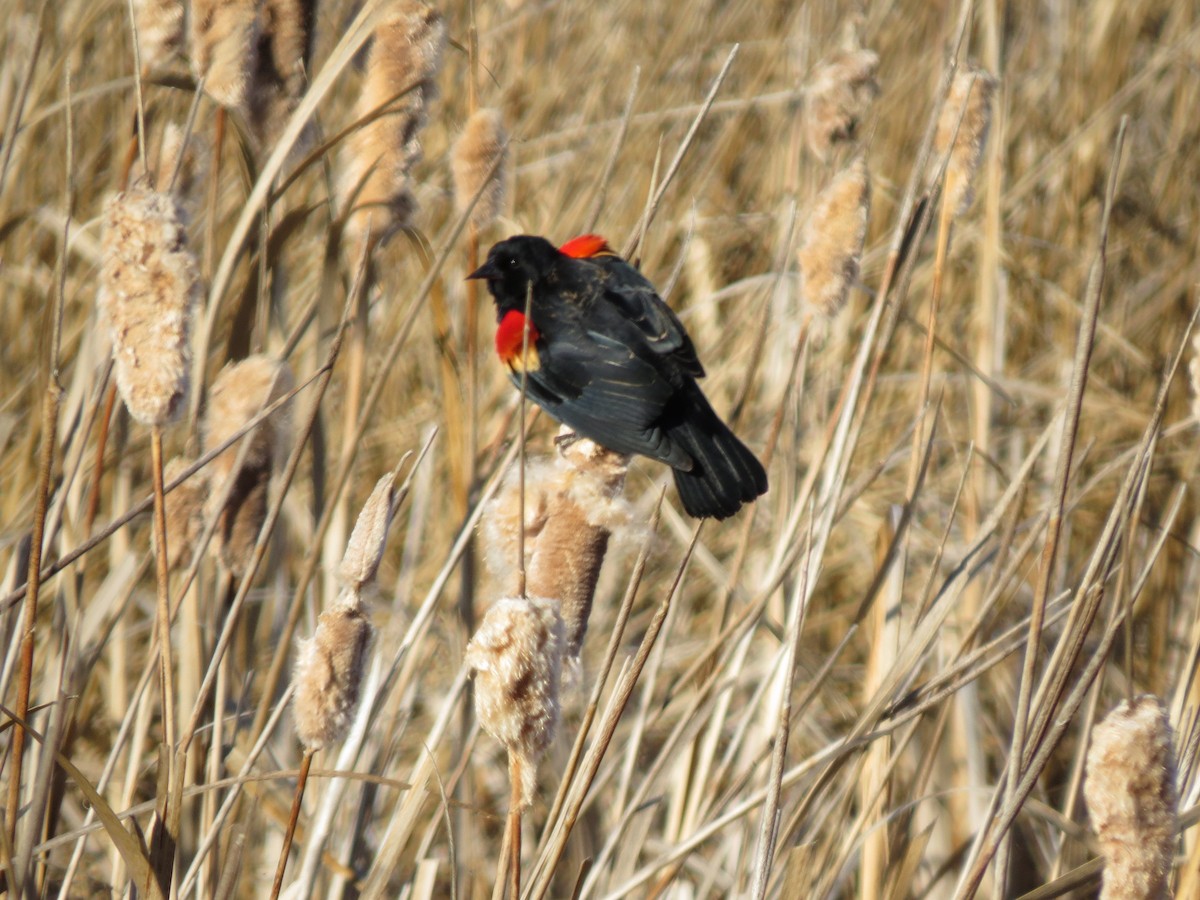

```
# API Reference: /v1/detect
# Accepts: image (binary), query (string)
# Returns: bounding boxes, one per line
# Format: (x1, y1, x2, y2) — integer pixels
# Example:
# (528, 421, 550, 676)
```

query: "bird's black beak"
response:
(466, 259, 500, 281)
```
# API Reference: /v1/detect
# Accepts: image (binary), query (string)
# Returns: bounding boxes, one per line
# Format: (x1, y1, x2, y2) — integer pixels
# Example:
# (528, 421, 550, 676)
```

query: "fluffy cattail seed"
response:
(526, 431, 629, 660)
(99, 183, 199, 427)
(339, 0, 446, 246)
(292, 595, 374, 751)
(802, 48, 880, 160)
(466, 596, 565, 808)
(451, 108, 508, 229)
(203, 355, 294, 576)
(931, 65, 997, 217)
(797, 157, 870, 319)
(189, 0, 261, 111)
(339, 473, 396, 591)
(1084, 695, 1177, 900)
(248, 0, 315, 146)
(160, 457, 206, 570)
(134, 0, 184, 72)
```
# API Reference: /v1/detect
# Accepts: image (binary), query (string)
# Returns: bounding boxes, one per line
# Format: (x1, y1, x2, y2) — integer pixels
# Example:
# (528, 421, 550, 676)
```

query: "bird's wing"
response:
(517, 311, 694, 469)
(596, 263, 706, 378)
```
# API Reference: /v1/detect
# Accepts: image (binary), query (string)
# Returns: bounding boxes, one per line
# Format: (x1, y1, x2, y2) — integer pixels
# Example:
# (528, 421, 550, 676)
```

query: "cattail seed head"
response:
(339, 0, 446, 246)
(339, 473, 396, 591)
(99, 182, 199, 427)
(248, 0, 315, 146)
(1084, 695, 1177, 900)
(465, 596, 565, 808)
(932, 65, 997, 217)
(134, 0, 184, 73)
(802, 48, 880, 160)
(451, 108, 508, 230)
(203, 355, 294, 576)
(797, 156, 870, 319)
(189, 0, 262, 111)
(160, 457, 206, 570)
(292, 595, 374, 751)
(526, 432, 629, 660)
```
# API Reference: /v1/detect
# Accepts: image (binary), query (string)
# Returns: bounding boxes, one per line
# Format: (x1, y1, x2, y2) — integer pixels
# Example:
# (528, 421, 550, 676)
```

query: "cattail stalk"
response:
(96, 183, 199, 881)
(466, 597, 565, 893)
(339, 0, 446, 248)
(1084, 696, 1177, 899)
(273, 472, 393, 898)
(189, 0, 261, 111)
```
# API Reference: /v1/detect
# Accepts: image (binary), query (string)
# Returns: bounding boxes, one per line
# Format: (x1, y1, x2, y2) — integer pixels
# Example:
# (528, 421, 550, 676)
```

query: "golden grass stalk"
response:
(796, 156, 870, 320)
(99, 182, 199, 427)
(202, 354, 294, 577)
(932, 64, 998, 217)
(451, 107, 508, 230)
(133, 0, 183, 73)
(466, 595, 565, 809)
(249, 0, 315, 146)
(339, 0, 446, 246)
(1084, 695, 1177, 900)
(189, 0, 261, 111)
(802, 47, 880, 160)
(1188, 326, 1200, 421)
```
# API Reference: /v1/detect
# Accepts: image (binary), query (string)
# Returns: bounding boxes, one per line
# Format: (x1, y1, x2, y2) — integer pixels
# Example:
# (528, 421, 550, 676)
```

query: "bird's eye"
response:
(504, 256, 519, 270)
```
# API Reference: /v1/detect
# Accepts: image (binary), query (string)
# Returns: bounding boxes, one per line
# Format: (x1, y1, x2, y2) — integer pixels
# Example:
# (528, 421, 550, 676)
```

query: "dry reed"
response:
(189, 0, 261, 110)
(931, 64, 998, 217)
(466, 595, 565, 807)
(133, 0, 183, 73)
(796, 156, 870, 320)
(339, 0, 446, 246)
(451, 107, 508, 229)
(202, 354, 294, 576)
(1084, 695, 1178, 900)
(292, 595, 374, 751)
(99, 181, 199, 427)
(801, 47, 880, 159)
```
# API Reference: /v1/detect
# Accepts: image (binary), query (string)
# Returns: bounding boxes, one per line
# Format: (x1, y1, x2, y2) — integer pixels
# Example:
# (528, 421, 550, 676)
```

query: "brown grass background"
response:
(2, 0, 1200, 896)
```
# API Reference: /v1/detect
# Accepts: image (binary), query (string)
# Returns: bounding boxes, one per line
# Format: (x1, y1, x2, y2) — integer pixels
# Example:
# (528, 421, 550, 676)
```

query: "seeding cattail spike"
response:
(134, 0, 183, 73)
(159, 457, 206, 570)
(525, 430, 630, 660)
(797, 156, 871, 320)
(339, 0, 446, 247)
(248, 0, 315, 146)
(932, 64, 998, 217)
(801, 47, 880, 160)
(465, 596, 565, 809)
(203, 355, 294, 577)
(339, 472, 397, 591)
(189, 0, 262, 111)
(99, 182, 199, 427)
(1084, 695, 1178, 900)
(451, 107, 508, 229)
(292, 594, 374, 751)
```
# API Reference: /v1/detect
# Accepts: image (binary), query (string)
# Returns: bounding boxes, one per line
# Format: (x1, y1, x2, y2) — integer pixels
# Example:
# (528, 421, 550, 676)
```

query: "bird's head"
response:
(467, 235, 562, 313)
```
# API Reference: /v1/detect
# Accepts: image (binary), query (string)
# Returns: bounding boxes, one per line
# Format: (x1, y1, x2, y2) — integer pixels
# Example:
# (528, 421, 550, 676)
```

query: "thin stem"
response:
(269, 749, 314, 900)
(516, 282, 533, 598)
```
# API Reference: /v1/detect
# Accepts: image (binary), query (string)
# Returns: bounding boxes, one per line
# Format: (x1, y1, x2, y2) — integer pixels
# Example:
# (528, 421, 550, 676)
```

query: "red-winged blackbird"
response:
(468, 233, 767, 520)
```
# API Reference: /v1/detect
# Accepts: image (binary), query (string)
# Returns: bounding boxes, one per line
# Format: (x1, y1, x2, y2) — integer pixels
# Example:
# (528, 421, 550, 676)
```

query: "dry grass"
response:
(2, 0, 1200, 897)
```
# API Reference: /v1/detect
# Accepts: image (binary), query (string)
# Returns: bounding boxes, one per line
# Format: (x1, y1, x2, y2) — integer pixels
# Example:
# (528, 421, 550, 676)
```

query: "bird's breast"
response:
(496, 309, 541, 372)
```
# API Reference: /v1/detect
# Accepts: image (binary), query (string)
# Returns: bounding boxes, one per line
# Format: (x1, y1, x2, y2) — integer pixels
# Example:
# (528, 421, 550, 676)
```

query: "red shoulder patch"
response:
(559, 233, 616, 259)
(496, 310, 540, 365)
